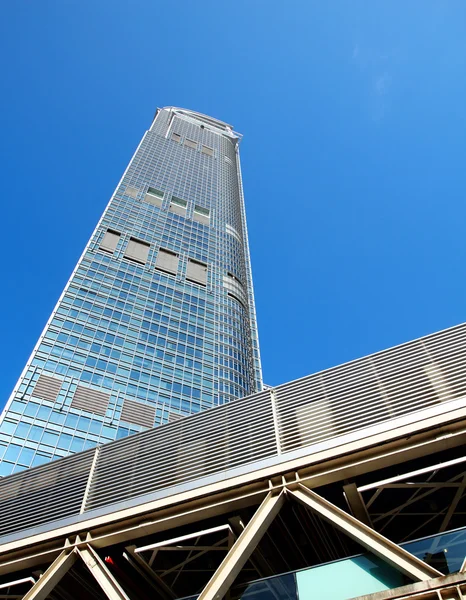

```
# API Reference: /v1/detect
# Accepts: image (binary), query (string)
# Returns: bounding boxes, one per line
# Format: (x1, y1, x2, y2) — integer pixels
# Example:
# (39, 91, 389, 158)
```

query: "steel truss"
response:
(1, 417, 466, 599)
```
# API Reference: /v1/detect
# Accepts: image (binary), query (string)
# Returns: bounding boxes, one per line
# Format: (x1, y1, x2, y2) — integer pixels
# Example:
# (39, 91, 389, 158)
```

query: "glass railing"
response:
(404, 526, 466, 575)
(232, 525, 466, 600)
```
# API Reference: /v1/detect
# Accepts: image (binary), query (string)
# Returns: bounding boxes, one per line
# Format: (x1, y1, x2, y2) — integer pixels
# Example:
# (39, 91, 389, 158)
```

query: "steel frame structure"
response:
(1, 404, 465, 600)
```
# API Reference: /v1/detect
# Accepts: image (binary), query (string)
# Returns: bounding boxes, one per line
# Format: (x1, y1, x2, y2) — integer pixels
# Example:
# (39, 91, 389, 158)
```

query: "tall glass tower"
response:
(0, 107, 262, 476)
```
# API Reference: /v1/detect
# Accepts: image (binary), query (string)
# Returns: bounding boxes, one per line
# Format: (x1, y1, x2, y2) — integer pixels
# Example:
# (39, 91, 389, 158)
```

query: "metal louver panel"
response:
(124, 238, 150, 265)
(155, 249, 179, 275)
(186, 259, 207, 285)
(168, 411, 185, 423)
(275, 325, 466, 453)
(169, 202, 187, 216)
(0, 450, 94, 537)
(85, 391, 275, 511)
(120, 399, 155, 429)
(184, 138, 197, 149)
(100, 230, 120, 253)
(70, 385, 110, 416)
(2, 324, 466, 541)
(32, 374, 62, 402)
(202, 145, 213, 156)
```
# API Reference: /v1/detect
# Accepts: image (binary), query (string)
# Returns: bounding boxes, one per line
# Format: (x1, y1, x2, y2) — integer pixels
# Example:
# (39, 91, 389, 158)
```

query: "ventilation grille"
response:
(120, 399, 155, 429)
(2, 324, 466, 540)
(0, 450, 94, 537)
(85, 391, 275, 511)
(32, 375, 62, 402)
(276, 325, 466, 453)
(71, 386, 110, 416)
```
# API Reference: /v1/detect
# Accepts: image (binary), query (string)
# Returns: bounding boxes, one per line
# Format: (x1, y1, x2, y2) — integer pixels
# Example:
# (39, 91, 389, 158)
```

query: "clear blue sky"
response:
(1, 1, 466, 406)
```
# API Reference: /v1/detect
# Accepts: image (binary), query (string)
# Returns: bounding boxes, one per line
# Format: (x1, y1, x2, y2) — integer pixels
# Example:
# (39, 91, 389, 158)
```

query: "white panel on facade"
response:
(193, 212, 209, 225)
(226, 224, 242, 243)
(171, 132, 181, 142)
(144, 188, 163, 207)
(124, 238, 150, 264)
(32, 375, 62, 402)
(224, 274, 247, 307)
(169, 197, 187, 216)
(187, 259, 208, 285)
(71, 386, 110, 416)
(155, 248, 179, 275)
(201, 145, 214, 156)
(184, 138, 197, 149)
(100, 230, 120, 254)
(121, 399, 155, 429)
(169, 203, 187, 216)
(126, 186, 138, 198)
(193, 206, 210, 226)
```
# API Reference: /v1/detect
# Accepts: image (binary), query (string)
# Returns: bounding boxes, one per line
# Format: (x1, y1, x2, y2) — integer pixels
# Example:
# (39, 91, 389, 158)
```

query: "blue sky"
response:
(1, 1, 466, 405)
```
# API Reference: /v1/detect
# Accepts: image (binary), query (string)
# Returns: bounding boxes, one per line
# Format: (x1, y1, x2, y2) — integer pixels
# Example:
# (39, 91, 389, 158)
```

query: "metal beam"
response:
(289, 484, 442, 582)
(343, 483, 373, 527)
(358, 455, 466, 492)
(22, 550, 76, 600)
(78, 545, 130, 600)
(439, 474, 466, 532)
(197, 491, 285, 600)
(123, 547, 176, 600)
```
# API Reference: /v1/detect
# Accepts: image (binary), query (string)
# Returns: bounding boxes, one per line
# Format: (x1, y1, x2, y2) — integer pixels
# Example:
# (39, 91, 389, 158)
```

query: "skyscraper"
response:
(0, 107, 263, 476)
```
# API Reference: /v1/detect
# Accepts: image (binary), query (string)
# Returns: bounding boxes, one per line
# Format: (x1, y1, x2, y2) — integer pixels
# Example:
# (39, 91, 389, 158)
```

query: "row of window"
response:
(171, 132, 214, 156)
(126, 186, 211, 226)
(99, 231, 208, 286)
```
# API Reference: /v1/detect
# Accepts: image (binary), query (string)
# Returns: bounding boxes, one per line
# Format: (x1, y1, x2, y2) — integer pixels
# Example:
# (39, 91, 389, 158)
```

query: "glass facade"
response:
(230, 526, 466, 600)
(0, 107, 263, 476)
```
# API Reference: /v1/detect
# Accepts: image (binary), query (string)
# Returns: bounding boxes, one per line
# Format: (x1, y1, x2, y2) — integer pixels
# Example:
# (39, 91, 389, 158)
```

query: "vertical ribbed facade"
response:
(0, 107, 262, 476)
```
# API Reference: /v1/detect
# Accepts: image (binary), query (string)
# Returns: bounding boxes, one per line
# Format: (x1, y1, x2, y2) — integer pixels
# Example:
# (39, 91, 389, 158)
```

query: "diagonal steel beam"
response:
(197, 491, 285, 600)
(78, 545, 130, 600)
(343, 483, 373, 527)
(123, 547, 176, 600)
(22, 550, 76, 600)
(439, 474, 466, 533)
(289, 484, 442, 582)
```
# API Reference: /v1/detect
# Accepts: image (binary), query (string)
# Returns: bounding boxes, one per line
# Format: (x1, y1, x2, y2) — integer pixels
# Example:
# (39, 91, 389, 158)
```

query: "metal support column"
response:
(289, 484, 442, 582)
(22, 550, 77, 600)
(197, 491, 285, 600)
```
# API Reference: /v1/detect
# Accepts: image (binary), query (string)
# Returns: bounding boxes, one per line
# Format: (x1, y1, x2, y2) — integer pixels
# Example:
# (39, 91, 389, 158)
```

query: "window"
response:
(155, 248, 179, 275)
(171, 132, 181, 142)
(144, 187, 163, 207)
(169, 196, 187, 216)
(125, 186, 138, 198)
(193, 205, 210, 226)
(184, 138, 197, 149)
(187, 259, 208, 286)
(100, 230, 121, 254)
(201, 145, 214, 156)
(124, 238, 150, 265)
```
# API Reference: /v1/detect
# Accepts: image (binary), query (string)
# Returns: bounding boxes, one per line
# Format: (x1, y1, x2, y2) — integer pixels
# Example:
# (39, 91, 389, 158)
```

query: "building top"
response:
(154, 106, 240, 140)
